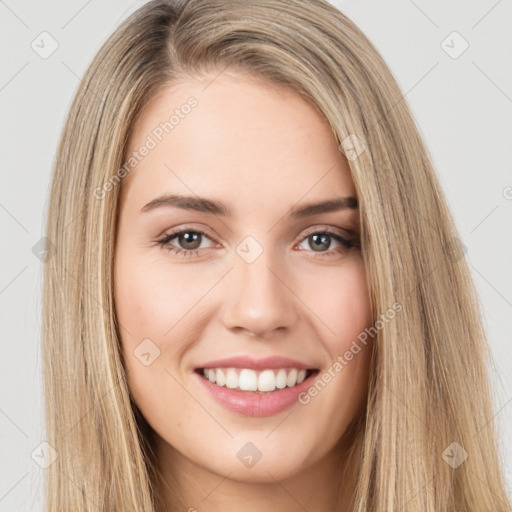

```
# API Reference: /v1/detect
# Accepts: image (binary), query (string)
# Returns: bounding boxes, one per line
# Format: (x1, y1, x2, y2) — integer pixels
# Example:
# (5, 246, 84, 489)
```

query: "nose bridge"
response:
(220, 235, 298, 336)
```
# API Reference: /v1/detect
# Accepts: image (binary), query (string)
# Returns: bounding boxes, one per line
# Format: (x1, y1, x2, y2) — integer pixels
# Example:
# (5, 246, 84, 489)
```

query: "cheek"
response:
(297, 260, 373, 424)
(303, 258, 372, 347)
(113, 249, 190, 398)
(113, 251, 200, 426)
(114, 249, 203, 346)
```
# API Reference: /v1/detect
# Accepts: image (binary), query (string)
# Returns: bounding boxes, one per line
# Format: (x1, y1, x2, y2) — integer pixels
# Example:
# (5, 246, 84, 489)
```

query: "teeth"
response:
(225, 368, 238, 389)
(215, 368, 226, 387)
(275, 369, 287, 389)
(286, 368, 298, 387)
(258, 369, 276, 392)
(239, 369, 258, 391)
(201, 367, 312, 392)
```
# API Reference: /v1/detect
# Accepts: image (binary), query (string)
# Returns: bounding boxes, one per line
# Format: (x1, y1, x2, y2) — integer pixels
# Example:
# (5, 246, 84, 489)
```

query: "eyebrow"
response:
(140, 194, 358, 218)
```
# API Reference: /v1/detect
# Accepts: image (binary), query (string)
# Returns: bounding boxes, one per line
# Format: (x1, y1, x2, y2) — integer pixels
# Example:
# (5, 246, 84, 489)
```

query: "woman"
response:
(42, 0, 511, 510)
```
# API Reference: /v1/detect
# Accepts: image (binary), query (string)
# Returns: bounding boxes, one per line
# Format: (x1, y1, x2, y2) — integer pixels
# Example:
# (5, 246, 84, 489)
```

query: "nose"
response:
(220, 247, 299, 338)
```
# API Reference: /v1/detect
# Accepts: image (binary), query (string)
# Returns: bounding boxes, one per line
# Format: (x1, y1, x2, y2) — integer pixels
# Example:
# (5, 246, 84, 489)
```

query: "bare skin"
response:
(114, 70, 373, 511)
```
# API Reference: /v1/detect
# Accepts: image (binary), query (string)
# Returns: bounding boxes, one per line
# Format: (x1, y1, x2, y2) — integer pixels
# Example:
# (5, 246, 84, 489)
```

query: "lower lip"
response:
(193, 370, 318, 417)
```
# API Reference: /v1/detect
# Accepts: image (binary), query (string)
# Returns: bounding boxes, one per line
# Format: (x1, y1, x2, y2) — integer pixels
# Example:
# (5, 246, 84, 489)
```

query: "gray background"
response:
(1, 0, 511, 509)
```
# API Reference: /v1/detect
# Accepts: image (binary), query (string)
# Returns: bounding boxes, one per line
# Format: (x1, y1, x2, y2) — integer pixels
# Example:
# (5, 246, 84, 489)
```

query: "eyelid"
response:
(157, 223, 358, 251)
(158, 224, 219, 243)
(300, 224, 353, 235)
(297, 224, 357, 242)
(158, 222, 355, 240)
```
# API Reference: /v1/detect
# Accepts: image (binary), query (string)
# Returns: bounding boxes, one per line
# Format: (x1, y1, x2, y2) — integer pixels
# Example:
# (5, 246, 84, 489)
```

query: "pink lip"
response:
(195, 355, 317, 371)
(193, 369, 318, 416)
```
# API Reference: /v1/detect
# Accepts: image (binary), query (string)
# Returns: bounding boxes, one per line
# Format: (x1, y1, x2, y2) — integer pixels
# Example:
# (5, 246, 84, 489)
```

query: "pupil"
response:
(180, 232, 201, 250)
(311, 234, 330, 251)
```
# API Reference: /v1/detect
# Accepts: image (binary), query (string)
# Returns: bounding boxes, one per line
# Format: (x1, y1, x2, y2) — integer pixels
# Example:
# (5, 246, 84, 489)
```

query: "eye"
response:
(295, 227, 360, 258)
(156, 227, 216, 258)
(156, 226, 360, 259)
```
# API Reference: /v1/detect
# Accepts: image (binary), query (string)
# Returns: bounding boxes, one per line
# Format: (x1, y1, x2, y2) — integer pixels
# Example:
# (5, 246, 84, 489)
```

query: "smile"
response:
(198, 367, 314, 393)
(193, 366, 319, 416)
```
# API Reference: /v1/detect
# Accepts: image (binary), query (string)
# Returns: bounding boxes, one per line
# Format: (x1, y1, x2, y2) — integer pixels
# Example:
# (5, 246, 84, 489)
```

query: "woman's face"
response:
(114, 71, 373, 487)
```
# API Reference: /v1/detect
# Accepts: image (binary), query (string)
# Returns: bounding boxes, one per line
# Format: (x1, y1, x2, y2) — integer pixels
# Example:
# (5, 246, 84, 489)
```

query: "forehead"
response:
(121, 71, 356, 211)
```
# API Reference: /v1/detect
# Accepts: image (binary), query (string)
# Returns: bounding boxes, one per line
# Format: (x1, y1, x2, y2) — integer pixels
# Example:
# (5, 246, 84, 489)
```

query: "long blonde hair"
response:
(42, 0, 511, 510)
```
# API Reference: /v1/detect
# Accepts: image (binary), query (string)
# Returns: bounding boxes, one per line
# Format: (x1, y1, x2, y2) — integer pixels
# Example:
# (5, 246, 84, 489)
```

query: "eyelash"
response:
(156, 225, 360, 259)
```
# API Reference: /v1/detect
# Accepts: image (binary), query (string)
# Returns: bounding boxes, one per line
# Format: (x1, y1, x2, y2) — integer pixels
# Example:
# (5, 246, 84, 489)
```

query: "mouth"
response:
(194, 367, 319, 394)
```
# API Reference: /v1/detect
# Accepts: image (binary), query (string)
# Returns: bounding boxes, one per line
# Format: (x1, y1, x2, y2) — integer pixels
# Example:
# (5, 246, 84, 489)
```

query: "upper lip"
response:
(195, 355, 318, 371)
